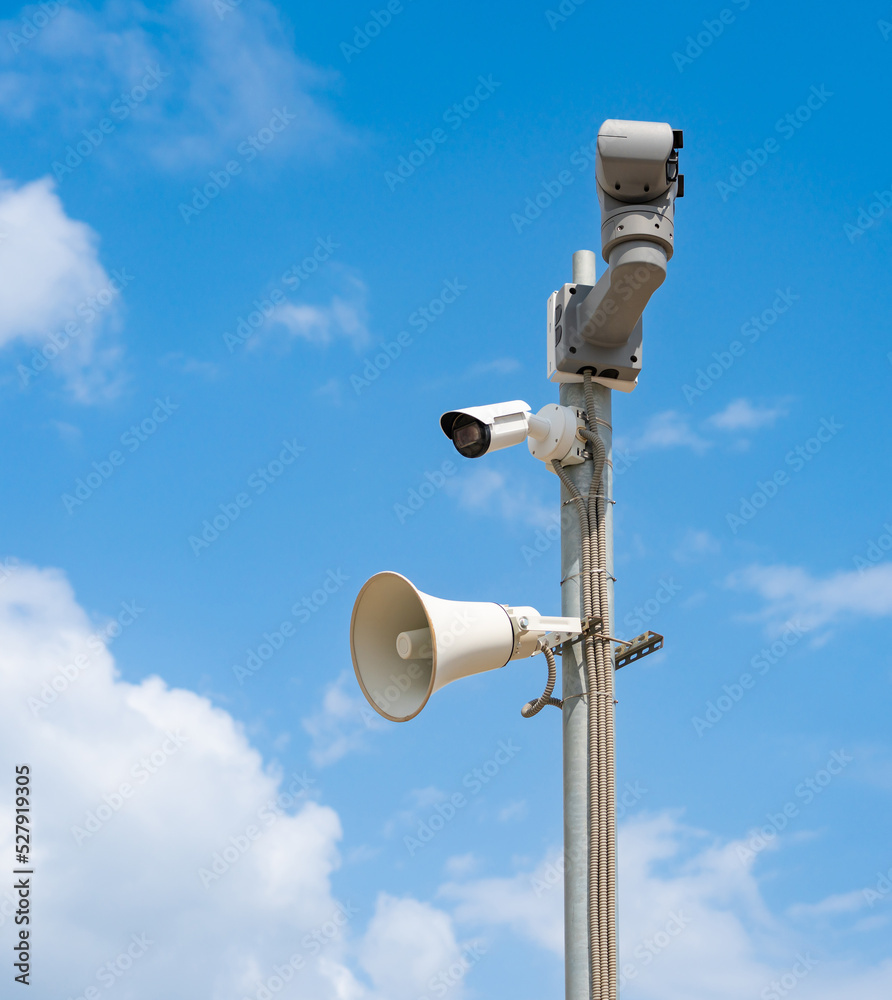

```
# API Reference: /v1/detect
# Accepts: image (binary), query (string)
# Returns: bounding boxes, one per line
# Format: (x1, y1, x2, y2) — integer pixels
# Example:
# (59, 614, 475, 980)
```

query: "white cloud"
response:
(444, 853, 479, 878)
(727, 562, 892, 632)
(708, 398, 789, 432)
(273, 297, 369, 350)
(271, 276, 370, 351)
(160, 351, 220, 380)
(315, 378, 344, 406)
(673, 529, 721, 563)
(497, 799, 528, 822)
(359, 895, 468, 1000)
(381, 786, 450, 841)
(620, 410, 711, 455)
(302, 671, 386, 768)
(616, 813, 780, 998)
(0, 561, 459, 999)
(446, 467, 554, 528)
(463, 358, 522, 379)
(440, 849, 565, 954)
(0, 0, 346, 169)
(441, 813, 892, 1000)
(788, 889, 869, 919)
(619, 400, 788, 459)
(3, 560, 891, 1000)
(50, 419, 83, 444)
(0, 176, 124, 400)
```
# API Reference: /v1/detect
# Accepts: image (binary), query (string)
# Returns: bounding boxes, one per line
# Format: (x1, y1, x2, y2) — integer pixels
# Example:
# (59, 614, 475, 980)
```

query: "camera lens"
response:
(452, 415, 491, 458)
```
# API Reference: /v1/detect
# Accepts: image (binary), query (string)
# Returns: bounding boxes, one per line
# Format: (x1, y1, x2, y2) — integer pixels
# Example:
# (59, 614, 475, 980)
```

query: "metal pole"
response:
(561, 250, 615, 1000)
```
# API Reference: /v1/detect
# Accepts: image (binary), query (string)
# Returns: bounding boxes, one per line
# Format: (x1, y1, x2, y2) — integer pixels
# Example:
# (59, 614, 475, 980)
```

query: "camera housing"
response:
(440, 400, 585, 466)
(549, 119, 683, 390)
(547, 284, 643, 392)
(440, 400, 533, 459)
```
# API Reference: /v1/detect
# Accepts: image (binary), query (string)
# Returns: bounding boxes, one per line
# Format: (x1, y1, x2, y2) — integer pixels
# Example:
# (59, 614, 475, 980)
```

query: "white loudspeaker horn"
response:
(350, 572, 582, 722)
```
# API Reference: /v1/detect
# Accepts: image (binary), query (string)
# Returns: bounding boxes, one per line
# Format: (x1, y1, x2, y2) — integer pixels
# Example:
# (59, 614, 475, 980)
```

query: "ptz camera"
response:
(549, 118, 683, 390)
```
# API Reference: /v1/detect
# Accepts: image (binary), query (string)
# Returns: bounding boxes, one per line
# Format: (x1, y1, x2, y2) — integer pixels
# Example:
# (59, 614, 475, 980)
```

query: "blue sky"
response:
(1, 1, 892, 997)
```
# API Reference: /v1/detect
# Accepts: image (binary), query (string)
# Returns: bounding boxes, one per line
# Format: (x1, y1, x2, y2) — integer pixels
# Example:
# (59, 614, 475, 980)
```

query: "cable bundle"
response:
(523, 373, 617, 999)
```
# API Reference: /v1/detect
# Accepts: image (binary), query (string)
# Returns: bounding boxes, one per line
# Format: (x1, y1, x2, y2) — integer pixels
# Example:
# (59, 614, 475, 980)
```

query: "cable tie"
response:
(561, 690, 615, 701)
(560, 570, 616, 584)
(559, 495, 615, 507)
(579, 413, 613, 431)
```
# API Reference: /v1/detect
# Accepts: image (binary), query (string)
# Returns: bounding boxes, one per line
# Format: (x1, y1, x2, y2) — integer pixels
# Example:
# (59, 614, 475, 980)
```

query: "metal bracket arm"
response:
(614, 631, 664, 670)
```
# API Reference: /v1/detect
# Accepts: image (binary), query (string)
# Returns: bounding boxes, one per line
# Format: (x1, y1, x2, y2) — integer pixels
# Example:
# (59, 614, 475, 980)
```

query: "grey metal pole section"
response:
(561, 249, 615, 1000)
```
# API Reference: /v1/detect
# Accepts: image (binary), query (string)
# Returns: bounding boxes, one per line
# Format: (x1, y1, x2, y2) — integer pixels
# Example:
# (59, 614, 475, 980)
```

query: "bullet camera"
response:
(549, 119, 683, 390)
(440, 400, 530, 459)
(440, 400, 585, 466)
